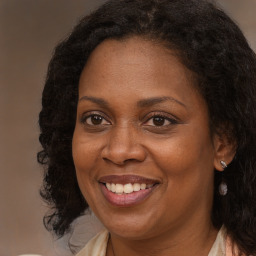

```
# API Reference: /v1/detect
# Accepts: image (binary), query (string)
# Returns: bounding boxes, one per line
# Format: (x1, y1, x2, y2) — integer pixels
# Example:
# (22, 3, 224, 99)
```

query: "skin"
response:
(72, 37, 233, 256)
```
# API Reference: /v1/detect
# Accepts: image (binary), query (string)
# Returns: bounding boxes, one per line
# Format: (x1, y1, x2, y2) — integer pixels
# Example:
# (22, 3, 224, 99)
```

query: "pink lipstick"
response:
(98, 175, 159, 207)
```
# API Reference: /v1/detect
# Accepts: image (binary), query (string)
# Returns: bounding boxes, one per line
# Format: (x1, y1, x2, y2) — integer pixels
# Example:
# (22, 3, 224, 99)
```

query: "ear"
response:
(213, 133, 237, 171)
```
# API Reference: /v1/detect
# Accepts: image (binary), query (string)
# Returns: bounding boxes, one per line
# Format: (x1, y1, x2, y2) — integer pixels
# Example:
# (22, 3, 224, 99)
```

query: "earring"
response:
(219, 181, 228, 196)
(219, 160, 228, 196)
(220, 160, 227, 169)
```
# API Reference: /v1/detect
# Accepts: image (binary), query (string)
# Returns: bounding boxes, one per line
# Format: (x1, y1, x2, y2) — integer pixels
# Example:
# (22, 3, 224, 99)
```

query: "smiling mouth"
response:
(98, 175, 159, 206)
(104, 182, 154, 194)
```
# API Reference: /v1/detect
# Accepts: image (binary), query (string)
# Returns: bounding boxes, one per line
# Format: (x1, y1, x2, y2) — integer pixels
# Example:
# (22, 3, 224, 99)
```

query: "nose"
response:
(101, 125, 147, 165)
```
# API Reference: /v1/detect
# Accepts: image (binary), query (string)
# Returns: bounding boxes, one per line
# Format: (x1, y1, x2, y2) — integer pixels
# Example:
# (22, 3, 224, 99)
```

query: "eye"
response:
(82, 114, 110, 126)
(144, 115, 177, 127)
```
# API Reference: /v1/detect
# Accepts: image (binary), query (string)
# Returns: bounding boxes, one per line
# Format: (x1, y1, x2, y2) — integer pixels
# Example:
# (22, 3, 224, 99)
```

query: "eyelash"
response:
(80, 112, 178, 128)
(80, 112, 111, 126)
(144, 113, 178, 127)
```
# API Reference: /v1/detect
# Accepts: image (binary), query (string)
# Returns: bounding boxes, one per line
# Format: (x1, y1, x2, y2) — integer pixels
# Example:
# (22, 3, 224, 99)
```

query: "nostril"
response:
(102, 156, 138, 165)
(101, 134, 147, 164)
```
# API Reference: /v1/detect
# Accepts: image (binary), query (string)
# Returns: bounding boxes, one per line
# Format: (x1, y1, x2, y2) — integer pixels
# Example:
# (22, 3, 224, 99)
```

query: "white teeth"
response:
(106, 183, 111, 190)
(111, 183, 116, 193)
(124, 183, 133, 193)
(133, 183, 141, 192)
(105, 182, 154, 194)
(140, 183, 146, 190)
(115, 184, 124, 194)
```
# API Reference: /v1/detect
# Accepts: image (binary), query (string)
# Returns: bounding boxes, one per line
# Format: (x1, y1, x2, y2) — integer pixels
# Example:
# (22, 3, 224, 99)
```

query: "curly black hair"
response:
(38, 0, 256, 255)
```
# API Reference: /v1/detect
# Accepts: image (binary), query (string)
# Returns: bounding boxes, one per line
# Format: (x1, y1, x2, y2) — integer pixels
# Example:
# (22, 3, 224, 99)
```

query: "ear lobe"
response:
(213, 133, 237, 171)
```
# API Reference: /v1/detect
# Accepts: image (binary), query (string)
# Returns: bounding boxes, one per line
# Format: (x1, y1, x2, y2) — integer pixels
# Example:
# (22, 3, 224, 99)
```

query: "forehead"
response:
(82, 37, 191, 81)
(78, 36, 201, 108)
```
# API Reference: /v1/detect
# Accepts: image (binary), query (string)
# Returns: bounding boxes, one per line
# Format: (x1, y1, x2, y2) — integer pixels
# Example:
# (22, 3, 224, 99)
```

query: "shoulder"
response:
(75, 229, 109, 256)
(226, 238, 239, 256)
(225, 232, 245, 256)
(209, 226, 242, 256)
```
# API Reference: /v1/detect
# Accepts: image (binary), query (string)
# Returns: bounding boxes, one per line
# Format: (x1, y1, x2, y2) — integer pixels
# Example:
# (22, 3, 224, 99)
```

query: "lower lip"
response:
(100, 183, 156, 207)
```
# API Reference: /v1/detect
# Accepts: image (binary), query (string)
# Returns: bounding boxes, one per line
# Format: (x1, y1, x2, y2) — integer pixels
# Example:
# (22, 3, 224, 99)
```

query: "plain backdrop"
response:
(1, 1, 255, 256)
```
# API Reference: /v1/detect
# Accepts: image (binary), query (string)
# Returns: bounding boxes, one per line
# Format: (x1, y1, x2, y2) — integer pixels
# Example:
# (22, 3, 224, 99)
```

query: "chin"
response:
(97, 209, 160, 240)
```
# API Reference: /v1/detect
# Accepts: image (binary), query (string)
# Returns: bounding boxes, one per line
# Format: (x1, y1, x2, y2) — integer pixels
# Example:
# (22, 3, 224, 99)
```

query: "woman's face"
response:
(72, 37, 218, 240)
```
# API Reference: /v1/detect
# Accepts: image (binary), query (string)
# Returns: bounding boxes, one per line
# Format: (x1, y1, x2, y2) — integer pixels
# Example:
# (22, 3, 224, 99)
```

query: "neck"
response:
(107, 221, 218, 256)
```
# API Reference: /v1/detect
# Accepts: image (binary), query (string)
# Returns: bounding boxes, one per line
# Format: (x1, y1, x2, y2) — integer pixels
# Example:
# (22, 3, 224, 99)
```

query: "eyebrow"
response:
(137, 96, 187, 109)
(79, 96, 109, 108)
(79, 95, 186, 109)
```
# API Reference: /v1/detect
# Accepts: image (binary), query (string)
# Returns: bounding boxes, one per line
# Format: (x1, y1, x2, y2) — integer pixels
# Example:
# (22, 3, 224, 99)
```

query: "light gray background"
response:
(1, 1, 255, 255)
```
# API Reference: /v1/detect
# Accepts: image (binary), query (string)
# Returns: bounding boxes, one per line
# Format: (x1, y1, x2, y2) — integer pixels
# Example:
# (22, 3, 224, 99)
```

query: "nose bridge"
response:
(102, 123, 146, 164)
(111, 124, 133, 147)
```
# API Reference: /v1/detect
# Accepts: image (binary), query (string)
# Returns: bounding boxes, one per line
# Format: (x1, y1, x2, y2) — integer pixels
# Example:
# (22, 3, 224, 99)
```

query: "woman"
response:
(38, 0, 256, 255)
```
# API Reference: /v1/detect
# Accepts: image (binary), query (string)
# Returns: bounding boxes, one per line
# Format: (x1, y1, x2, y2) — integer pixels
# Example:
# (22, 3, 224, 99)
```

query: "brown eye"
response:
(144, 114, 177, 127)
(152, 116, 165, 126)
(91, 115, 103, 125)
(84, 114, 110, 126)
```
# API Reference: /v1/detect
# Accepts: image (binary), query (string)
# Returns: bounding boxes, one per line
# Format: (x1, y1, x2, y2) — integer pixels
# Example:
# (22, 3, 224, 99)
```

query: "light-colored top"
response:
(208, 226, 226, 256)
(76, 230, 109, 256)
(76, 226, 235, 256)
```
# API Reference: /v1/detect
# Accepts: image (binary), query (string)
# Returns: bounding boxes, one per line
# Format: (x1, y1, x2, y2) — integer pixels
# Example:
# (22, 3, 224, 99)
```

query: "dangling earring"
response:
(219, 160, 228, 196)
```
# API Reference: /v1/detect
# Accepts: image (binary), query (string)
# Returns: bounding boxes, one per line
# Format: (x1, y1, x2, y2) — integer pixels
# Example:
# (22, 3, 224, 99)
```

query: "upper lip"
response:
(98, 175, 160, 185)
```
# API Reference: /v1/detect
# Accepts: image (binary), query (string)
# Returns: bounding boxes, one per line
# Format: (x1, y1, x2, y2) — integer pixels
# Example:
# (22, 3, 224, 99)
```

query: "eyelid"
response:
(143, 112, 179, 126)
(80, 111, 111, 125)
(79, 110, 179, 127)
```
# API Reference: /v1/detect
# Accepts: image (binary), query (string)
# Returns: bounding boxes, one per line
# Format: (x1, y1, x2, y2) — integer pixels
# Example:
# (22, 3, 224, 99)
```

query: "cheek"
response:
(148, 130, 215, 222)
(150, 125, 215, 191)
(73, 142, 93, 180)
(72, 129, 101, 201)
(72, 128, 102, 173)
